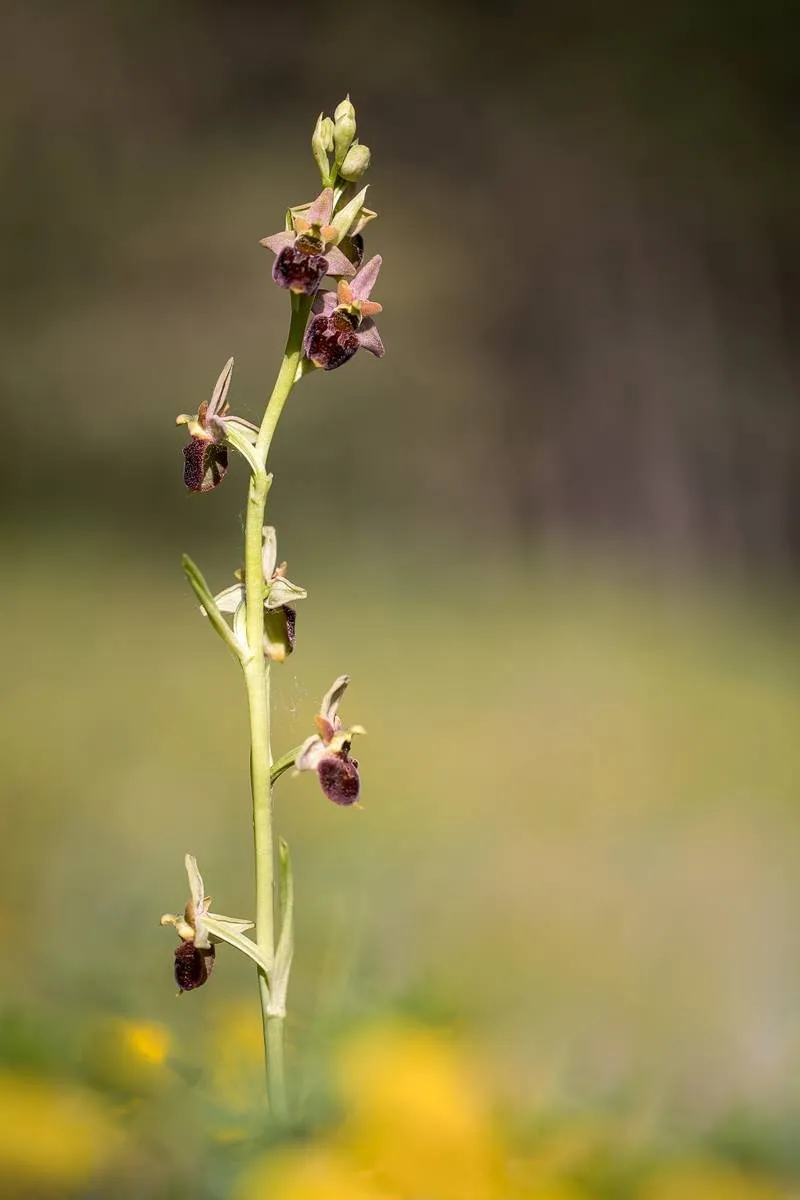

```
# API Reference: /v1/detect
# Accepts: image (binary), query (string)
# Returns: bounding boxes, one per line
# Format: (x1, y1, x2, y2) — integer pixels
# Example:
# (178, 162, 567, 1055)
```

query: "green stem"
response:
(266, 1016, 288, 1121)
(243, 293, 312, 1119)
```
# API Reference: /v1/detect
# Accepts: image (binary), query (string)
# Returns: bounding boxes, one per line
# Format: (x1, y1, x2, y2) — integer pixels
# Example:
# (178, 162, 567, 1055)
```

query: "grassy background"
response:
(3, 2, 800, 1192)
(3, 530, 798, 1176)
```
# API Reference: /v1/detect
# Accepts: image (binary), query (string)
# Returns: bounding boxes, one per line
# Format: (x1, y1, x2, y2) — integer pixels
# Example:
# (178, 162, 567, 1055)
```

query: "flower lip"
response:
(174, 941, 215, 993)
(272, 244, 330, 296)
(303, 312, 360, 371)
(183, 439, 228, 493)
(318, 752, 360, 805)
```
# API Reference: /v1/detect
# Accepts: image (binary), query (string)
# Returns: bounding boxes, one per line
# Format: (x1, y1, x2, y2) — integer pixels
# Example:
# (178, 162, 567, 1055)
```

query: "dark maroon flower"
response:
(174, 941, 215, 993)
(176, 358, 258, 493)
(304, 309, 361, 371)
(161, 854, 254, 995)
(260, 188, 355, 295)
(317, 747, 360, 806)
(339, 232, 364, 270)
(182, 439, 228, 493)
(295, 675, 365, 806)
(272, 239, 328, 295)
(303, 255, 384, 371)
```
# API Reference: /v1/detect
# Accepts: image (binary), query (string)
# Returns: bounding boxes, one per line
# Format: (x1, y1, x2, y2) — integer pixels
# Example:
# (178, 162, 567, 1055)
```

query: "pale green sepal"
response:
(268, 838, 294, 1017)
(351, 206, 377, 237)
(185, 853, 205, 911)
(214, 583, 245, 613)
(262, 526, 278, 579)
(233, 600, 248, 657)
(294, 356, 317, 383)
(206, 912, 254, 934)
(265, 576, 307, 609)
(312, 112, 333, 182)
(181, 555, 247, 663)
(209, 357, 234, 414)
(224, 416, 259, 444)
(320, 114, 335, 152)
(184, 853, 211, 948)
(330, 186, 369, 244)
(224, 423, 265, 480)
(270, 745, 304, 786)
(333, 99, 357, 172)
(204, 915, 274, 977)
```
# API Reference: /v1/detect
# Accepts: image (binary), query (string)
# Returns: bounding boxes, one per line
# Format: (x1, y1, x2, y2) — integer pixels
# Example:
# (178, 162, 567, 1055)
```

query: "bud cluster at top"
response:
(312, 95, 371, 189)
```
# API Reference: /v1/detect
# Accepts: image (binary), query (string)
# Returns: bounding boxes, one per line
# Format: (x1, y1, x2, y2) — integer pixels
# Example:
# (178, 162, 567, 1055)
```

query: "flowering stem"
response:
(244, 292, 313, 1118)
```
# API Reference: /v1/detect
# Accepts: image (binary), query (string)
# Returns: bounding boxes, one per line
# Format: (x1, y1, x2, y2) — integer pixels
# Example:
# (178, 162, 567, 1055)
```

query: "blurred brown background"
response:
(4, 0, 800, 563)
(1, 0, 799, 1187)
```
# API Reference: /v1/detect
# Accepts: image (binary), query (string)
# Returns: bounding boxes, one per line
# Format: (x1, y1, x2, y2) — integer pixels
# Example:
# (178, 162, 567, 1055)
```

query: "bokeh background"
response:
(2, 1, 799, 1196)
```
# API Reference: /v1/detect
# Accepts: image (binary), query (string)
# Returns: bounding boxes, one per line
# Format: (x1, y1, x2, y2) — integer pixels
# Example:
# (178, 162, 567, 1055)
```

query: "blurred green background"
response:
(2, 1, 800, 1195)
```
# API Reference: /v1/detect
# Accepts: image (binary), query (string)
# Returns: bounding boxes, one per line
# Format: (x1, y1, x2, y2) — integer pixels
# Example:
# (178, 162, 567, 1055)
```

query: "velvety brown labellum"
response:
(174, 941, 215, 993)
(272, 244, 328, 295)
(339, 232, 364, 270)
(317, 751, 360, 805)
(283, 605, 296, 651)
(303, 310, 360, 371)
(183, 438, 228, 493)
(264, 604, 296, 661)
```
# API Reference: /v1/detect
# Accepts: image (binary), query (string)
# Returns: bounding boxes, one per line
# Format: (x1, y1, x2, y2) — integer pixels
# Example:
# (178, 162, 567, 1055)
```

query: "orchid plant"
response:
(161, 97, 381, 1121)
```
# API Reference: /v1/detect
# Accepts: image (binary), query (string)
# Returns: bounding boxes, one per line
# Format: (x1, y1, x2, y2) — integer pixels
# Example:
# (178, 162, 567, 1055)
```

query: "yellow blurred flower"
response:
(0, 1072, 123, 1189)
(236, 1145, 389, 1200)
(640, 1161, 789, 1200)
(117, 1017, 169, 1065)
(206, 999, 269, 1136)
(86, 1017, 172, 1095)
(334, 1021, 506, 1199)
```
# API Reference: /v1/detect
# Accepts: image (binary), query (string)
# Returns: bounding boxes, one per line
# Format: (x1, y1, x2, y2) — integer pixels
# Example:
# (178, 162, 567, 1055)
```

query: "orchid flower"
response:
(303, 255, 384, 371)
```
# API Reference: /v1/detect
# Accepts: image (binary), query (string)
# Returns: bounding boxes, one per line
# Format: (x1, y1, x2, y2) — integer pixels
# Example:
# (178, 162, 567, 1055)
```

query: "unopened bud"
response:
(312, 112, 334, 182)
(333, 95, 357, 169)
(339, 142, 371, 182)
(334, 95, 356, 124)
